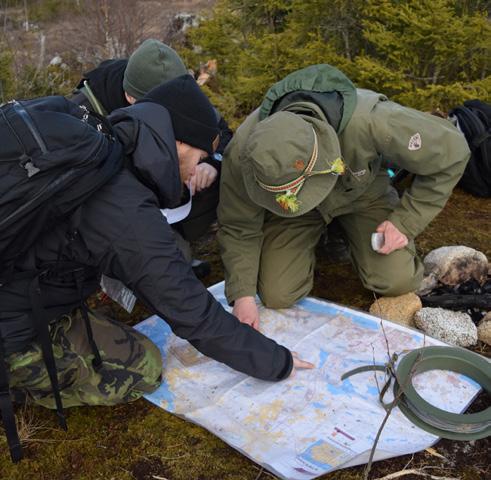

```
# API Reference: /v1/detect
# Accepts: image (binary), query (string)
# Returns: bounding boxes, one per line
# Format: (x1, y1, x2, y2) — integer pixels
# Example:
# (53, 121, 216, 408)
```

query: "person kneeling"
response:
(0, 75, 312, 462)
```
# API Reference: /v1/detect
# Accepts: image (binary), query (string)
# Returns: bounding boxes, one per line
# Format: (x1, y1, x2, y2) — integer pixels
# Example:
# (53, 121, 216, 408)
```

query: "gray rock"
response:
(414, 307, 478, 347)
(423, 246, 488, 287)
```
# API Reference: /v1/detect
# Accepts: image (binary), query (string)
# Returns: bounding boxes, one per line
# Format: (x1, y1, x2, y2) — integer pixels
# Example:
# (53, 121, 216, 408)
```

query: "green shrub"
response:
(179, 0, 490, 122)
(0, 49, 15, 103)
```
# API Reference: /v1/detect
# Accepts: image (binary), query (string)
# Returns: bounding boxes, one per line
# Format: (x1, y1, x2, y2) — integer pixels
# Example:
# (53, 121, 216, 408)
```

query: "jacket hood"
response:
(78, 59, 130, 114)
(109, 102, 182, 208)
(259, 64, 357, 133)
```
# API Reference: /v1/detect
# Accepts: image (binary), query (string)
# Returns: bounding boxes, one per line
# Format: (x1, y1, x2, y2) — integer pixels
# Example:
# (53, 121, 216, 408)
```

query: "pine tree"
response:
(359, 0, 490, 107)
(181, 0, 490, 120)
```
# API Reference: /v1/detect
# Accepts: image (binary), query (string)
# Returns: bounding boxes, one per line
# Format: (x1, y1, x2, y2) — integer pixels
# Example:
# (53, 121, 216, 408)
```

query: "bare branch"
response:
(373, 467, 460, 480)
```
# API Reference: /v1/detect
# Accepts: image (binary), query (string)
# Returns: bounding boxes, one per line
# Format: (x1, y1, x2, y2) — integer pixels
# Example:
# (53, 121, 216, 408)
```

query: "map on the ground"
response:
(135, 282, 481, 480)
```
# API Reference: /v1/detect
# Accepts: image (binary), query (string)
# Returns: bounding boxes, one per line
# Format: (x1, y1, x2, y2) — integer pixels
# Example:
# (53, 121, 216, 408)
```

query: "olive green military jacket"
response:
(218, 65, 470, 304)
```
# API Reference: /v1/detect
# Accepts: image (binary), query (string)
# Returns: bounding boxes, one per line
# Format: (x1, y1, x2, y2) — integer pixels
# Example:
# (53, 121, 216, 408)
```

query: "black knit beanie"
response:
(139, 74, 219, 155)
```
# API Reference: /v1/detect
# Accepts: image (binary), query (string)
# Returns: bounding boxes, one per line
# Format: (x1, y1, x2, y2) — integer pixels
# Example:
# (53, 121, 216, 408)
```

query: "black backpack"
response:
(0, 96, 123, 462)
(449, 99, 491, 197)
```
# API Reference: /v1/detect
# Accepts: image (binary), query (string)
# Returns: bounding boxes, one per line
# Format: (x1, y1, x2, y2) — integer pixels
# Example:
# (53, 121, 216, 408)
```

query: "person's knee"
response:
(362, 266, 423, 297)
(369, 278, 416, 297)
(138, 339, 163, 391)
(258, 282, 309, 309)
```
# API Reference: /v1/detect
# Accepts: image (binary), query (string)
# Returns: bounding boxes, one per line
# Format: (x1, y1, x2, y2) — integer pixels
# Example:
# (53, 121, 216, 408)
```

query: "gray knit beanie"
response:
(123, 39, 187, 100)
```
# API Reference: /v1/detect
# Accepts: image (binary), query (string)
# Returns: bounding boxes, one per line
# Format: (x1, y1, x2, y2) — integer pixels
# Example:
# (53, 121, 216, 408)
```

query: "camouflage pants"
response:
(5, 311, 162, 409)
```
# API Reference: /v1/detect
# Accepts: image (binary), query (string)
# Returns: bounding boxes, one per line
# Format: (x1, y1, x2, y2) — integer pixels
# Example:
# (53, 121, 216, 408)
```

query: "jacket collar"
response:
(259, 64, 357, 133)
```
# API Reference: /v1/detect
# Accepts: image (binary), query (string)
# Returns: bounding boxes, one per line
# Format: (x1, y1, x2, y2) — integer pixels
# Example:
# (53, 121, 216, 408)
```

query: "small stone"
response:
(477, 312, 491, 346)
(369, 293, 422, 327)
(423, 246, 488, 287)
(414, 307, 478, 347)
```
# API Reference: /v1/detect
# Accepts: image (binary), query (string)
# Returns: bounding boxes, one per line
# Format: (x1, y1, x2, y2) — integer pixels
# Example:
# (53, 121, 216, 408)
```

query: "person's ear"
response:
(124, 91, 137, 104)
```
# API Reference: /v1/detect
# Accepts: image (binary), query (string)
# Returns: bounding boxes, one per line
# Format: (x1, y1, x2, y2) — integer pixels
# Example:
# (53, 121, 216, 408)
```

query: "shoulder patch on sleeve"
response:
(408, 133, 422, 151)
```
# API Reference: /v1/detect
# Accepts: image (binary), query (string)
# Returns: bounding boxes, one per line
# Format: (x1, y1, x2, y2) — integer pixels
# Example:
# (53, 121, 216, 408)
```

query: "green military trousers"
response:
(6, 310, 162, 408)
(257, 174, 424, 308)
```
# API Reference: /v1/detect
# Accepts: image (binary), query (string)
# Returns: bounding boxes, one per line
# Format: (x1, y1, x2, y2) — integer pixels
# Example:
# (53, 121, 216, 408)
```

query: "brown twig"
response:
(254, 467, 265, 480)
(363, 389, 400, 480)
(363, 303, 427, 480)
(372, 466, 459, 480)
(252, 465, 278, 479)
(401, 453, 415, 471)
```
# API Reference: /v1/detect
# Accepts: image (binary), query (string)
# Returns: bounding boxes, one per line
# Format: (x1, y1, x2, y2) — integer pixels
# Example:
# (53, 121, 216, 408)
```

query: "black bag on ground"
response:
(449, 99, 491, 197)
(0, 96, 123, 462)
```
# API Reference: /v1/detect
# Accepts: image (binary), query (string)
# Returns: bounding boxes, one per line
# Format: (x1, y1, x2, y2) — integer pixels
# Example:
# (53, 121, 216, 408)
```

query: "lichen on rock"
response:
(422, 246, 488, 287)
(369, 293, 422, 327)
(414, 307, 478, 347)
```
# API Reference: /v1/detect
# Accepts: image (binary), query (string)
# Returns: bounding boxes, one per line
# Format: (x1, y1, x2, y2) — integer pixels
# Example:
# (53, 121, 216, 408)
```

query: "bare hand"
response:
(189, 163, 218, 192)
(233, 296, 260, 330)
(375, 220, 408, 255)
(289, 351, 315, 377)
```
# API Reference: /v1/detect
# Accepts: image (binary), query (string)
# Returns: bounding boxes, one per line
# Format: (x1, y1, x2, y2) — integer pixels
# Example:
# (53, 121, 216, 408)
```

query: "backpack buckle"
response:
(19, 154, 40, 178)
(24, 161, 40, 178)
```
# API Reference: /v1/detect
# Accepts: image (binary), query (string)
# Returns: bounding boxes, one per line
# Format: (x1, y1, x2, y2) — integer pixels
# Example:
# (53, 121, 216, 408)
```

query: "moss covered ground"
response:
(1, 187, 490, 479)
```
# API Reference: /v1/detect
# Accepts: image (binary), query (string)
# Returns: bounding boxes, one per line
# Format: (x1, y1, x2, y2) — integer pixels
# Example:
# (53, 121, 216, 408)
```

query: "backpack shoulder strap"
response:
(0, 339, 22, 462)
(80, 81, 107, 116)
(470, 130, 491, 151)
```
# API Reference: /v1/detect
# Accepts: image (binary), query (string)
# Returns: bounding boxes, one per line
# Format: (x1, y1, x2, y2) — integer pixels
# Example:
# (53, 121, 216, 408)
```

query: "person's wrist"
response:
(234, 296, 255, 306)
